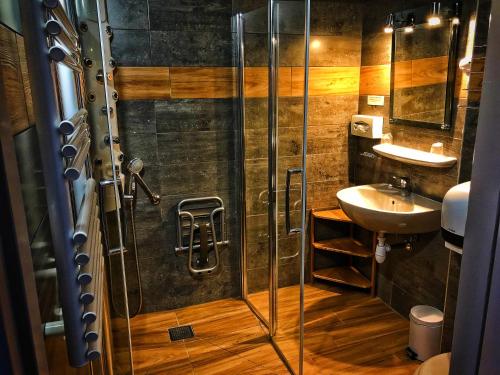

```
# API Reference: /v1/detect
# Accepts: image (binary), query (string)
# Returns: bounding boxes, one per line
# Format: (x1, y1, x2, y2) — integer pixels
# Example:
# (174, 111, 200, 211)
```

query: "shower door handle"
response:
(285, 167, 303, 235)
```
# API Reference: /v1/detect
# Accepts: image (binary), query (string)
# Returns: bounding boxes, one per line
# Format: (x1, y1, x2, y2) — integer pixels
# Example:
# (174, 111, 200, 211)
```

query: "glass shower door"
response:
(238, 1, 310, 373)
(238, 3, 272, 326)
(270, 1, 309, 374)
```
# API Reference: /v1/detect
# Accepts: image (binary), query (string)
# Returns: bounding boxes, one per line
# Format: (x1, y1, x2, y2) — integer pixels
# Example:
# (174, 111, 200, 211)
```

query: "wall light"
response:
(384, 13, 394, 33)
(428, 2, 442, 26)
(404, 14, 415, 33)
(311, 39, 321, 49)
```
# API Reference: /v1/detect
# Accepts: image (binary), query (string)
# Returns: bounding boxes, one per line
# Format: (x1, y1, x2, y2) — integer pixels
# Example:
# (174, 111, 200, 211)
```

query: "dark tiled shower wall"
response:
(353, 0, 480, 320)
(107, 0, 240, 312)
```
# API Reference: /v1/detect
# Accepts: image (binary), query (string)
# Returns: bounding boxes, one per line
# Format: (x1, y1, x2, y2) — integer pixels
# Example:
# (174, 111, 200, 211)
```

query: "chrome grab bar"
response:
(285, 167, 303, 235)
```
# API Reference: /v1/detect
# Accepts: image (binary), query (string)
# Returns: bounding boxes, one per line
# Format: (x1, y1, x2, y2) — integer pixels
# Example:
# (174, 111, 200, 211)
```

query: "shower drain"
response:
(168, 325, 195, 341)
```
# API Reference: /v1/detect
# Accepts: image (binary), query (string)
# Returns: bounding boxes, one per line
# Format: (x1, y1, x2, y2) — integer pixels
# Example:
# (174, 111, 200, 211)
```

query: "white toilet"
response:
(414, 352, 451, 375)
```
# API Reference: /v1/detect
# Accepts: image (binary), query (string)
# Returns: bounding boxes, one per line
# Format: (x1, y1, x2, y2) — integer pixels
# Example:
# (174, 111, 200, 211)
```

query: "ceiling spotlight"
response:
(404, 14, 415, 33)
(384, 14, 394, 33)
(428, 2, 442, 26)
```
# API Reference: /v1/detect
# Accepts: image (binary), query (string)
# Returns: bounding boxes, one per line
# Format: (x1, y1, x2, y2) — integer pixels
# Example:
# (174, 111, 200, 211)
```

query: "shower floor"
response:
(113, 284, 419, 374)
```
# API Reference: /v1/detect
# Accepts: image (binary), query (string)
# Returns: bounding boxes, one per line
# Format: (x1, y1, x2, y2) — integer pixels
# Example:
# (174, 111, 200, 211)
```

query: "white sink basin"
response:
(337, 184, 442, 234)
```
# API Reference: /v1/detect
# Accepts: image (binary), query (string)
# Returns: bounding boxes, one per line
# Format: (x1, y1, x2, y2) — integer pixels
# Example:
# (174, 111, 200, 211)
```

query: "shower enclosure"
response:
(88, 0, 310, 374)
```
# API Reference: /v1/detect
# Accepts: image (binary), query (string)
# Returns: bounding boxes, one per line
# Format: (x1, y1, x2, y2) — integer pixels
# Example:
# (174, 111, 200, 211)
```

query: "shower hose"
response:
(108, 179, 144, 318)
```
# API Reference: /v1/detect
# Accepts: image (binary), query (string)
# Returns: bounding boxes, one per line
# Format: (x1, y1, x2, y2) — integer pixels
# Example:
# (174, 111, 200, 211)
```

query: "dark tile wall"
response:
(107, 0, 240, 313)
(354, 0, 479, 320)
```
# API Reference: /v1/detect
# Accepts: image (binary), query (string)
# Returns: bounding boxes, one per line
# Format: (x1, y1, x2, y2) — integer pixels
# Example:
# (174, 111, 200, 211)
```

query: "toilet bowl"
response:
(414, 352, 451, 375)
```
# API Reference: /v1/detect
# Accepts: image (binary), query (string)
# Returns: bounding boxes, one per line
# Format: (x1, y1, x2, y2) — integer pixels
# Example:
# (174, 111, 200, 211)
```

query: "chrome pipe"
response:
(43, 320, 65, 337)
(59, 108, 88, 135)
(299, 2, 311, 374)
(74, 180, 97, 244)
(174, 240, 229, 253)
(45, 19, 79, 53)
(64, 138, 90, 180)
(43, 0, 79, 43)
(267, 0, 279, 337)
(77, 204, 97, 285)
(84, 256, 103, 351)
(61, 124, 89, 158)
(236, 12, 249, 301)
(132, 173, 160, 205)
(34, 267, 57, 279)
(48, 46, 82, 73)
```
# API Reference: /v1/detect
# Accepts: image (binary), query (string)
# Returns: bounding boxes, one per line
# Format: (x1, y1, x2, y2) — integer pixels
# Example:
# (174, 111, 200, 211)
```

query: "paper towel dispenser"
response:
(441, 182, 470, 253)
(351, 115, 383, 139)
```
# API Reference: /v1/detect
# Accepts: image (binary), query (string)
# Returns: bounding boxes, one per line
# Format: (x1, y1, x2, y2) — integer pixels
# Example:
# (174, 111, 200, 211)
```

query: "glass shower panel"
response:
(241, 4, 272, 325)
(273, 1, 307, 374)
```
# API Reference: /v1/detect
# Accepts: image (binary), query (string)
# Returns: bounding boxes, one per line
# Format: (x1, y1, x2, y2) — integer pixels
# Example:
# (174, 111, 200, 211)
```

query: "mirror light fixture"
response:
(404, 14, 415, 33)
(428, 2, 442, 26)
(384, 13, 394, 33)
(452, 1, 461, 25)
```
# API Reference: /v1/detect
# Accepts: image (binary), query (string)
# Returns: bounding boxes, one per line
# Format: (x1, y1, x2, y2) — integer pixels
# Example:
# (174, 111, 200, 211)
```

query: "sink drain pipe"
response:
(375, 233, 391, 263)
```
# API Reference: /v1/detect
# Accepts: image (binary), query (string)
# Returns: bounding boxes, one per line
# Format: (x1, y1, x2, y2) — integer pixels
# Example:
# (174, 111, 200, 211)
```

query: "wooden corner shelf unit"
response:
(310, 208, 377, 296)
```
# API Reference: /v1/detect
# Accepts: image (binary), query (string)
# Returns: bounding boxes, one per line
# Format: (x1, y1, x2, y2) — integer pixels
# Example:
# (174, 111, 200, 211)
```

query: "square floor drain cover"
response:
(168, 325, 195, 341)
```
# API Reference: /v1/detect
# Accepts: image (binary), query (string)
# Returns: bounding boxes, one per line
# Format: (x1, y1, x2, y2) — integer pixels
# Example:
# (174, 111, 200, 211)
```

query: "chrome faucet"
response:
(390, 176, 411, 196)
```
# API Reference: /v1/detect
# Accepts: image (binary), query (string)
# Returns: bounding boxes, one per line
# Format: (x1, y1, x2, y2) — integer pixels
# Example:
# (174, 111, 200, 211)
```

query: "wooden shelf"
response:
(313, 237, 372, 258)
(313, 208, 352, 223)
(313, 266, 371, 289)
(310, 208, 376, 295)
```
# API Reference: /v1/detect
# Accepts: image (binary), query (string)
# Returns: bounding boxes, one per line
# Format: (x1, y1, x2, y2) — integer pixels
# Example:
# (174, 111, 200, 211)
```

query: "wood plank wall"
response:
(114, 56, 449, 101)
(114, 65, 362, 100)
(0, 25, 33, 134)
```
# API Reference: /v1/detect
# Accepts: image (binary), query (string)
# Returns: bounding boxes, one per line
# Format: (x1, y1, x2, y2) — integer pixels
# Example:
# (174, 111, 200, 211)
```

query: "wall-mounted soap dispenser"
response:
(351, 115, 384, 139)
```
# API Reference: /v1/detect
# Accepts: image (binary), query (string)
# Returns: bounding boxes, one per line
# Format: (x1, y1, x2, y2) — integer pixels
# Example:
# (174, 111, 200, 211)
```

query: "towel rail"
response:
(74, 179, 97, 244)
(61, 123, 89, 158)
(48, 46, 82, 73)
(59, 108, 88, 135)
(45, 19, 79, 53)
(20, 0, 106, 366)
(43, 0, 79, 42)
(64, 139, 90, 180)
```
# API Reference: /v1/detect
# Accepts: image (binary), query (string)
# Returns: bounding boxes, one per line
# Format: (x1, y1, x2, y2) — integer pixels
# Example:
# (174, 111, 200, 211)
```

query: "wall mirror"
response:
(389, 5, 460, 130)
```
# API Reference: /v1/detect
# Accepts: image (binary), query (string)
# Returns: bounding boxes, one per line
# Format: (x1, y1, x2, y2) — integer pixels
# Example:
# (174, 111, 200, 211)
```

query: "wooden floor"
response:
(113, 284, 419, 374)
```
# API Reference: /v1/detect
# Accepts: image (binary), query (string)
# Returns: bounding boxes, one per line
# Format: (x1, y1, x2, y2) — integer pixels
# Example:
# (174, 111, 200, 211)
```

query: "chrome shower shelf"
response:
(176, 197, 228, 276)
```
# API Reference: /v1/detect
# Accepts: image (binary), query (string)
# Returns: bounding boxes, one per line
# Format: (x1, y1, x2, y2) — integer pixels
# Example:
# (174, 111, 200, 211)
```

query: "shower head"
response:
(127, 157, 144, 175)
